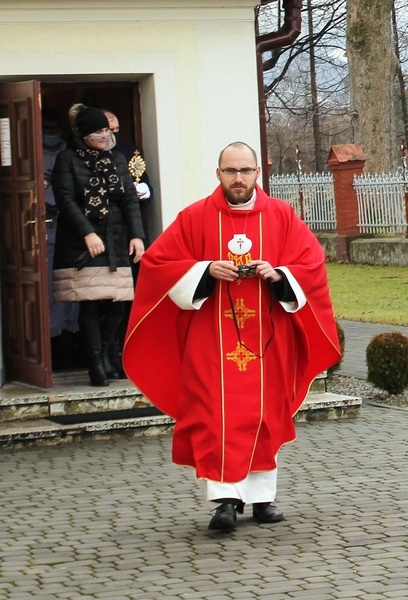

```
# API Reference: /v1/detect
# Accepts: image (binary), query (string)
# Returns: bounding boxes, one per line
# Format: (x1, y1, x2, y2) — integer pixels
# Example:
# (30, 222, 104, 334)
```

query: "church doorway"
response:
(0, 78, 150, 388)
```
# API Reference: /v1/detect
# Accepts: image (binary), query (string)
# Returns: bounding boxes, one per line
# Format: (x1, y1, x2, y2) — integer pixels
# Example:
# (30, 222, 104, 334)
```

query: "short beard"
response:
(223, 183, 253, 205)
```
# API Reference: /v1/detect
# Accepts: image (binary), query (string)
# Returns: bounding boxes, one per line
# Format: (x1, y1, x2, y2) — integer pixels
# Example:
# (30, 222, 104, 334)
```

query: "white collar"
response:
(228, 189, 257, 211)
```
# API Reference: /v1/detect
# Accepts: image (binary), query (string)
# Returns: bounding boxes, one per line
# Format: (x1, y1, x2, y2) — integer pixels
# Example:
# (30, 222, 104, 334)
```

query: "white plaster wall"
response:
(0, 0, 261, 228)
(195, 20, 261, 194)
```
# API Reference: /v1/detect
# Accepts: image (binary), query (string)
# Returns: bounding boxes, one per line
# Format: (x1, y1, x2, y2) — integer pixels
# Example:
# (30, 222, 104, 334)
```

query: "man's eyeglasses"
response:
(220, 168, 257, 176)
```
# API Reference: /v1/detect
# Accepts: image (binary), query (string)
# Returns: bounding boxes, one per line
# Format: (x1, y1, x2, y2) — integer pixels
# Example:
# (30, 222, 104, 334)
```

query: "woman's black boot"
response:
(101, 343, 120, 379)
(108, 342, 127, 379)
(88, 356, 109, 387)
(79, 301, 110, 386)
(100, 301, 126, 379)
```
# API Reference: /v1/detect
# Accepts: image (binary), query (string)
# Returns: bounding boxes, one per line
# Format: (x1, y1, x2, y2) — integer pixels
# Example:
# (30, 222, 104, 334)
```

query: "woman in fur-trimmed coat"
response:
(52, 104, 144, 386)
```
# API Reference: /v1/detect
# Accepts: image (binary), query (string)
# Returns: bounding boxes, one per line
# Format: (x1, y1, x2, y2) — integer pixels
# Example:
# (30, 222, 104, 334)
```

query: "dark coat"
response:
(52, 141, 145, 302)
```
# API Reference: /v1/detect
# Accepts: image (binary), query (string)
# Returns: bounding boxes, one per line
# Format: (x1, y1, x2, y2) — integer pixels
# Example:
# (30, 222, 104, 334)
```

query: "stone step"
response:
(0, 370, 334, 424)
(0, 373, 146, 423)
(0, 391, 361, 449)
(295, 392, 361, 422)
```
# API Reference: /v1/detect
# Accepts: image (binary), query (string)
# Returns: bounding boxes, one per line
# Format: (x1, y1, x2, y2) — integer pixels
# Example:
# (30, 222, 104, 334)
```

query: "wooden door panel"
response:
(2, 281, 19, 354)
(15, 100, 32, 178)
(0, 80, 51, 388)
(22, 281, 40, 347)
(1, 278, 42, 357)
(1, 192, 17, 268)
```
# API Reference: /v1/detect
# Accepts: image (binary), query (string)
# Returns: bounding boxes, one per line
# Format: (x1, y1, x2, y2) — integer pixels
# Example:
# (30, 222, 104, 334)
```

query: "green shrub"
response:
(366, 332, 408, 395)
(327, 320, 345, 376)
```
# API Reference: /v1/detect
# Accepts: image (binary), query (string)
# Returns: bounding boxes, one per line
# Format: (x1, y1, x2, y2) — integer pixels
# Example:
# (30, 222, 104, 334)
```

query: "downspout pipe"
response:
(256, 0, 302, 192)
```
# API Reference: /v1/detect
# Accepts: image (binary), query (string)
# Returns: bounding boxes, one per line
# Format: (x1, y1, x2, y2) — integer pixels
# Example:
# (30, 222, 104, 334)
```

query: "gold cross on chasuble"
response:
(224, 297, 256, 330)
(226, 341, 258, 372)
(224, 297, 258, 371)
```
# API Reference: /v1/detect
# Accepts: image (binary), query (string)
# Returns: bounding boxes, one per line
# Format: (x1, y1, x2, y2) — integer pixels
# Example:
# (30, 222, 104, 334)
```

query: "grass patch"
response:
(326, 263, 408, 326)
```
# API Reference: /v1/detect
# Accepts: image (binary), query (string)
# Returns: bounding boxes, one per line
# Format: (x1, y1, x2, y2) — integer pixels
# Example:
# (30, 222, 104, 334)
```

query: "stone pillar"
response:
(327, 144, 366, 261)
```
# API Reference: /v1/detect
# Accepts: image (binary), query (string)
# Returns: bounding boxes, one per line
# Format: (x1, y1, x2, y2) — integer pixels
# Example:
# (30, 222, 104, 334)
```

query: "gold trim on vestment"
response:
(218, 211, 226, 481)
(248, 214, 264, 472)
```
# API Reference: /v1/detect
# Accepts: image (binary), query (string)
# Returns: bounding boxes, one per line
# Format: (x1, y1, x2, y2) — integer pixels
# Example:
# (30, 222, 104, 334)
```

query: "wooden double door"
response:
(0, 80, 142, 388)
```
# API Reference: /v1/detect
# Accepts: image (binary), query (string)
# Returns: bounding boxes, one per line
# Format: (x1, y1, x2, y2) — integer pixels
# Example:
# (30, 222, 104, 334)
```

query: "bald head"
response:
(218, 142, 258, 167)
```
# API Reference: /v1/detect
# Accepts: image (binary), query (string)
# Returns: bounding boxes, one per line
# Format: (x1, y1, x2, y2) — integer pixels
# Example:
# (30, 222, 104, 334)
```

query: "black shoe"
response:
(208, 502, 237, 531)
(252, 502, 284, 523)
(88, 363, 109, 387)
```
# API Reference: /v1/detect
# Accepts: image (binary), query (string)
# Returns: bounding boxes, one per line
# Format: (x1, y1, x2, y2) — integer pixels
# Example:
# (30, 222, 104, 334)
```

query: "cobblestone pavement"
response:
(1, 400, 408, 599)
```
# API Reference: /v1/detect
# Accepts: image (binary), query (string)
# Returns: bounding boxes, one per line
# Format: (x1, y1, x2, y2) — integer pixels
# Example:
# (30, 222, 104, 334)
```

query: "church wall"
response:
(0, 0, 261, 228)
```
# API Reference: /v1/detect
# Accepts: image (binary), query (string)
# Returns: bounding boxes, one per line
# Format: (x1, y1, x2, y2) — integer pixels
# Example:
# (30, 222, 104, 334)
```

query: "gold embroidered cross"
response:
(224, 298, 256, 330)
(226, 342, 258, 372)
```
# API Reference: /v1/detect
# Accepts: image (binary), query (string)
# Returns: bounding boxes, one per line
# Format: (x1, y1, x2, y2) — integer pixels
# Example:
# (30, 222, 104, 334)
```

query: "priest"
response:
(123, 141, 341, 531)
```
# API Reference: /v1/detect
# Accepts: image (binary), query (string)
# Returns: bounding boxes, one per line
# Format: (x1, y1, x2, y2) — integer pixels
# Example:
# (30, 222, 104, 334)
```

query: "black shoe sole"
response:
(252, 514, 284, 523)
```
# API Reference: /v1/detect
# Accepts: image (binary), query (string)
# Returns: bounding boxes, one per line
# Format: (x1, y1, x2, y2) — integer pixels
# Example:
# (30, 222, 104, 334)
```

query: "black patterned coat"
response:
(52, 139, 145, 302)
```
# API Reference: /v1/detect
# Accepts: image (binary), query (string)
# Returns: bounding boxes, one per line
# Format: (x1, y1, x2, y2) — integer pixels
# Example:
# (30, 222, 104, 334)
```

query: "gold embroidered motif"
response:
(224, 298, 255, 329)
(227, 251, 253, 266)
(226, 341, 258, 372)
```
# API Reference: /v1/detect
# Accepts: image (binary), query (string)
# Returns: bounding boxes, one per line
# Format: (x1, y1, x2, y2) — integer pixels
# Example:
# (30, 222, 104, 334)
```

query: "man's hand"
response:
(247, 260, 283, 282)
(209, 261, 238, 281)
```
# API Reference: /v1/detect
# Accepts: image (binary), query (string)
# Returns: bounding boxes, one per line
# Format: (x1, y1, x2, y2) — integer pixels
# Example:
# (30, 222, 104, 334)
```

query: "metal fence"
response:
(353, 172, 408, 235)
(269, 169, 408, 235)
(269, 172, 336, 230)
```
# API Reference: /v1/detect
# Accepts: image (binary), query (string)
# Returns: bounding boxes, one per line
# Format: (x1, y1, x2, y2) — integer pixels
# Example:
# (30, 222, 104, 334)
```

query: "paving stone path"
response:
(1, 400, 407, 599)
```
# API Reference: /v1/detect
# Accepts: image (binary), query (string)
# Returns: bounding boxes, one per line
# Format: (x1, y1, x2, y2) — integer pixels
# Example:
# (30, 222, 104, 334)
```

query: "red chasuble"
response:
(123, 185, 341, 483)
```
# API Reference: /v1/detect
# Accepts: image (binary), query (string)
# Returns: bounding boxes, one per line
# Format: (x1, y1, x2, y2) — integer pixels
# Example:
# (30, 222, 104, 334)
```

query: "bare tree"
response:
(258, 0, 407, 174)
(259, 0, 351, 172)
(307, 0, 323, 171)
(347, 0, 398, 172)
(392, 0, 408, 149)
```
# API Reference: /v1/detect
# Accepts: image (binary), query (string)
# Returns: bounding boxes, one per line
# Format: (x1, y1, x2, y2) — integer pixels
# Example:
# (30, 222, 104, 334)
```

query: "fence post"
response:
(327, 144, 366, 261)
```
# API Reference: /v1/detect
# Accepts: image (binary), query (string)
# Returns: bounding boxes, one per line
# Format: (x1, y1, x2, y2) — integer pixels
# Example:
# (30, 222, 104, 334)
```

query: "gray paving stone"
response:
(2, 400, 408, 598)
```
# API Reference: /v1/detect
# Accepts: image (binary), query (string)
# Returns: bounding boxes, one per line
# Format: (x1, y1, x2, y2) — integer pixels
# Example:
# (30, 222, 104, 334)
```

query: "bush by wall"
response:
(366, 332, 408, 395)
